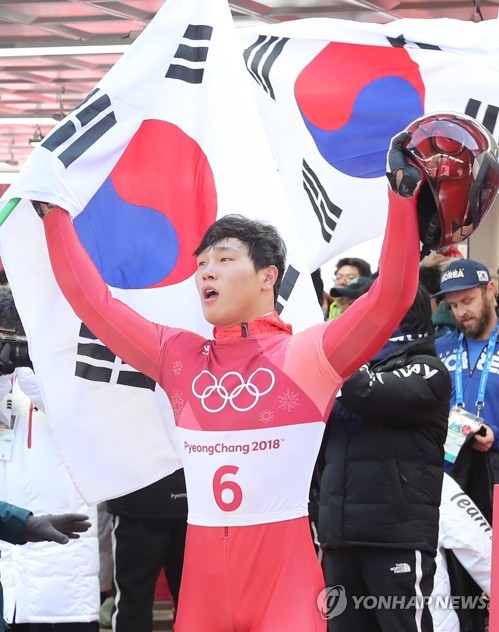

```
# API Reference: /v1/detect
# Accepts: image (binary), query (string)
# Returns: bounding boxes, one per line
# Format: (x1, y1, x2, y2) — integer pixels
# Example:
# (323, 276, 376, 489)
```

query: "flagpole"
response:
(0, 198, 21, 227)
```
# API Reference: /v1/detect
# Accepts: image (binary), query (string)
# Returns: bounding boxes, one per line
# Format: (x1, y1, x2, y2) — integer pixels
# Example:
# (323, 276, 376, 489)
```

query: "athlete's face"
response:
(195, 238, 277, 328)
(446, 283, 497, 340)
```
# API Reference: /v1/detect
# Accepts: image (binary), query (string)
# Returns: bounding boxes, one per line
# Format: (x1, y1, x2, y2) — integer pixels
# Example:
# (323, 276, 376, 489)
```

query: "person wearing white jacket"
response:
(431, 473, 491, 632)
(0, 368, 100, 631)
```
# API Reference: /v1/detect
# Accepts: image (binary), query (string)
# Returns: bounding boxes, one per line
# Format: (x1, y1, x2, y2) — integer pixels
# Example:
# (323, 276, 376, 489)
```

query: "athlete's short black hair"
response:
(194, 214, 287, 301)
(399, 283, 434, 336)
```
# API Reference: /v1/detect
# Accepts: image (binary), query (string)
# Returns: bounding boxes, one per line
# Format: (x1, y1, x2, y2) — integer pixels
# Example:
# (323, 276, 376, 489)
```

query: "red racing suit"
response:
(42, 188, 420, 631)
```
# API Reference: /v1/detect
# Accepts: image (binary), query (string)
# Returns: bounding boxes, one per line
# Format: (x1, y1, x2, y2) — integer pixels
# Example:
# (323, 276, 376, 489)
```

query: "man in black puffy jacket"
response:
(319, 283, 451, 632)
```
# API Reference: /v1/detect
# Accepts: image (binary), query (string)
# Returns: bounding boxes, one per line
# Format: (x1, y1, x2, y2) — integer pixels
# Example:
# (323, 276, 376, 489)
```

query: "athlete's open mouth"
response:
(204, 289, 219, 299)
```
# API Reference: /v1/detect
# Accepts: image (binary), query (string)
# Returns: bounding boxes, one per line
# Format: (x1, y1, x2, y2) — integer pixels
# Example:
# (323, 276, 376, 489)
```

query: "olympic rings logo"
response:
(191, 368, 275, 413)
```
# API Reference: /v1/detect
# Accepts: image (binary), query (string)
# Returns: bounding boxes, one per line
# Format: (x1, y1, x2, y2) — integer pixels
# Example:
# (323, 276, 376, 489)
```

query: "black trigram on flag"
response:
(275, 265, 300, 315)
(165, 24, 213, 85)
(386, 35, 441, 50)
(465, 98, 499, 136)
(41, 89, 116, 168)
(75, 323, 156, 391)
(243, 36, 288, 100)
(303, 160, 343, 243)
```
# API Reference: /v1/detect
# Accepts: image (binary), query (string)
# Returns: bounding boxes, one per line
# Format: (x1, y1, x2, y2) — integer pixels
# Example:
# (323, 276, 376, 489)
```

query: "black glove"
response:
(21, 513, 91, 545)
(386, 131, 422, 197)
(0, 341, 14, 376)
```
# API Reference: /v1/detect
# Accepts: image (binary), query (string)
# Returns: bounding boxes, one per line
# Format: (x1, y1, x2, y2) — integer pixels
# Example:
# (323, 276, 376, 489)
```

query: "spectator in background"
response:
(0, 286, 100, 631)
(329, 276, 372, 312)
(419, 244, 463, 338)
(0, 504, 91, 632)
(432, 299, 457, 340)
(419, 265, 442, 314)
(432, 473, 491, 632)
(435, 259, 499, 523)
(419, 264, 456, 338)
(0, 369, 100, 632)
(107, 470, 188, 632)
(333, 257, 372, 286)
(309, 276, 374, 558)
(319, 284, 450, 631)
(328, 257, 372, 320)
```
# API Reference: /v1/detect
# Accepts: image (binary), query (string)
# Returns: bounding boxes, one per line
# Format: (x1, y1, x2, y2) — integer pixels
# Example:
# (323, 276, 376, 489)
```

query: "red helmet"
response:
(402, 112, 499, 250)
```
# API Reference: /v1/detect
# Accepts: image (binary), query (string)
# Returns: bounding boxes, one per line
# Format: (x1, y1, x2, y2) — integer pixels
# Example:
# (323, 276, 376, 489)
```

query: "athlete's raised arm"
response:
(35, 203, 165, 382)
(324, 111, 499, 379)
(323, 188, 420, 379)
(322, 130, 421, 379)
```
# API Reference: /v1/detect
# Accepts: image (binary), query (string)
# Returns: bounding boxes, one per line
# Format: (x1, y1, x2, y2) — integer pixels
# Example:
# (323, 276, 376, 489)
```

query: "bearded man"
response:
(435, 259, 499, 524)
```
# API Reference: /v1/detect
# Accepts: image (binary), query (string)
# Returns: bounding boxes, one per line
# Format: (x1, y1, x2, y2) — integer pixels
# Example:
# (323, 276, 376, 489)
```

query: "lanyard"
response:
(455, 322, 499, 414)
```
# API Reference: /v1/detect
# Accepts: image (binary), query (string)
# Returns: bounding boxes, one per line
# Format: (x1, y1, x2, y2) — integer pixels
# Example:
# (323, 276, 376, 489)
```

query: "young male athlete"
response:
(33, 139, 422, 631)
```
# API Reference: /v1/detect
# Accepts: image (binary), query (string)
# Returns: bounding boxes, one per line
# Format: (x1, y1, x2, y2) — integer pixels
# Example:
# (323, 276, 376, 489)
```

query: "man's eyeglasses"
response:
(334, 274, 358, 283)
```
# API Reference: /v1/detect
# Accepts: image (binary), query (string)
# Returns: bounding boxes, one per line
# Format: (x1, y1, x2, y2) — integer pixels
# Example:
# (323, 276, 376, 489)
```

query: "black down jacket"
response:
(319, 338, 451, 556)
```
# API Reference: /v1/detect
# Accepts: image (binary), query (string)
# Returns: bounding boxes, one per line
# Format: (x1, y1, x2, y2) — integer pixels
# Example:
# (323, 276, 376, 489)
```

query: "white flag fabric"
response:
(238, 17, 499, 270)
(0, 0, 321, 503)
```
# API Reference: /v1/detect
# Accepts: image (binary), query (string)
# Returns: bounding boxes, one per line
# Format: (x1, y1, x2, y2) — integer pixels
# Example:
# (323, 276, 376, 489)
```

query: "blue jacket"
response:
(436, 330, 499, 452)
(437, 330, 499, 523)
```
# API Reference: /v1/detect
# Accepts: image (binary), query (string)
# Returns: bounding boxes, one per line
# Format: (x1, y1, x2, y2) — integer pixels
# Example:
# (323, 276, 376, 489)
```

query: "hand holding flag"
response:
(0, 0, 320, 503)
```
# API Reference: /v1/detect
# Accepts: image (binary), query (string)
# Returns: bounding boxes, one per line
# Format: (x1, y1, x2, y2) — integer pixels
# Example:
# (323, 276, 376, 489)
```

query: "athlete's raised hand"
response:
(386, 131, 422, 197)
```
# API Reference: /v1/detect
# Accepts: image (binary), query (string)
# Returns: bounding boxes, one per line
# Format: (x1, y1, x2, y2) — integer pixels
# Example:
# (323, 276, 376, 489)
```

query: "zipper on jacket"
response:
(27, 404, 34, 449)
